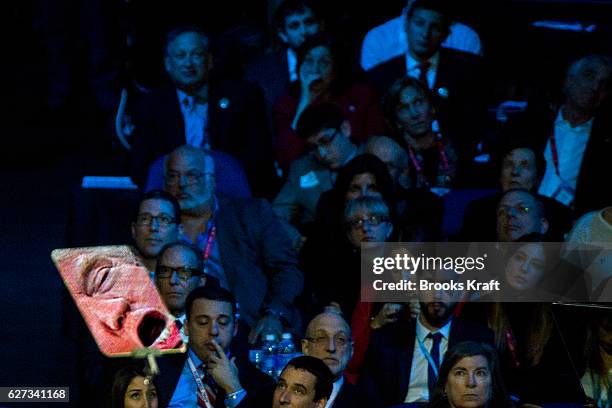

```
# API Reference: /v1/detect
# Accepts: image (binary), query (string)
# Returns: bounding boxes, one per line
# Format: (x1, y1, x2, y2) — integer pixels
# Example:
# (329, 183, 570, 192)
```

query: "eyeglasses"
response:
(307, 129, 340, 154)
(305, 334, 350, 348)
(135, 214, 177, 227)
(497, 204, 531, 217)
(156, 266, 201, 281)
(346, 215, 390, 229)
(165, 171, 214, 186)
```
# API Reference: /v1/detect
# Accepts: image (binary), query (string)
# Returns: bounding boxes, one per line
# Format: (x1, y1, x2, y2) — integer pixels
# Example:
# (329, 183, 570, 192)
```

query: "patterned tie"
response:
(418, 61, 431, 88)
(427, 332, 443, 398)
(174, 319, 183, 331)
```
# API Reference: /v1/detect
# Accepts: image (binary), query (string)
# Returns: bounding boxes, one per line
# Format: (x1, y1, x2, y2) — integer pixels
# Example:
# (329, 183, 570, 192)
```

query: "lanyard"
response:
(549, 129, 562, 177)
(406, 137, 450, 187)
(504, 327, 521, 369)
(202, 224, 217, 275)
(187, 356, 214, 408)
(416, 335, 440, 378)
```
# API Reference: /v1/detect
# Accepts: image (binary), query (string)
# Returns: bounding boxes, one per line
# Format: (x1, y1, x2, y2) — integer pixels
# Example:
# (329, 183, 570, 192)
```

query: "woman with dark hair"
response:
(383, 76, 457, 190)
(112, 365, 158, 408)
(582, 310, 612, 407)
(273, 33, 387, 168)
(429, 341, 514, 408)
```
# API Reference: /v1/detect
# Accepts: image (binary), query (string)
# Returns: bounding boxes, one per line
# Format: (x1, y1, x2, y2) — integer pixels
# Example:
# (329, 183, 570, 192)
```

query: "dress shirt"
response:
(405, 52, 439, 89)
(325, 377, 344, 408)
(404, 317, 451, 403)
(360, 15, 482, 70)
(287, 48, 298, 82)
(538, 108, 593, 206)
(177, 90, 209, 149)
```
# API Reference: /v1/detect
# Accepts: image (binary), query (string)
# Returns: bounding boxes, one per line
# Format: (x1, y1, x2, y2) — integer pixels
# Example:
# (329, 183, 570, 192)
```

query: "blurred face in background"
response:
(279, 8, 321, 49)
(405, 7, 449, 60)
(444, 355, 492, 408)
(345, 172, 381, 202)
(500, 148, 538, 192)
(396, 85, 435, 138)
(345, 205, 393, 248)
(505, 242, 546, 291)
(164, 148, 215, 214)
(132, 199, 180, 260)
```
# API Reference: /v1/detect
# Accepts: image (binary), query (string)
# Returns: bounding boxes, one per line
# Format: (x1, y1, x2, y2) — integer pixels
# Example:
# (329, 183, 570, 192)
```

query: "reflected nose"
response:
(94, 298, 130, 330)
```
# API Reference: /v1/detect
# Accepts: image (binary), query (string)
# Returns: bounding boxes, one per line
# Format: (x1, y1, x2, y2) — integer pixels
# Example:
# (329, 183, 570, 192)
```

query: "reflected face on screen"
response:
(53, 246, 181, 355)
(505, 242, 546, 291)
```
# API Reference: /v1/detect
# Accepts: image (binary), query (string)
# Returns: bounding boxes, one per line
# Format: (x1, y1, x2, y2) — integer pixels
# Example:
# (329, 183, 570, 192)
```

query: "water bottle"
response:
(260, 334, 278, 378)
(276, 333, 297, 377)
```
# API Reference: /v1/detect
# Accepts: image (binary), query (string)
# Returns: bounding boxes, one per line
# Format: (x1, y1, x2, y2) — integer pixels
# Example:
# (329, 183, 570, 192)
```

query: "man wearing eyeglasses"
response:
(496, 189, 549, 242)
(155, 241, 220, 342)
(131, 190, 183, 275)
(273, 103, 359, 249)
(301, 312, 360, 408)
(164, 145, 303, 347)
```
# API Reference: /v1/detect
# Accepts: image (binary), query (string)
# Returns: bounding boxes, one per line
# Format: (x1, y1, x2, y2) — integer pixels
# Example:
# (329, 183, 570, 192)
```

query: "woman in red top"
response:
(273, 33, 387, 169)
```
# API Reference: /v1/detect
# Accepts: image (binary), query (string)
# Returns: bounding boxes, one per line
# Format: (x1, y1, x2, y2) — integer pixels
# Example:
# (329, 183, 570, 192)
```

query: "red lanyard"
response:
(549, 129, 561, 177)
(504, 327, 521, 369)
(406, 138, 450, 186)
(202, 225, 217, 274)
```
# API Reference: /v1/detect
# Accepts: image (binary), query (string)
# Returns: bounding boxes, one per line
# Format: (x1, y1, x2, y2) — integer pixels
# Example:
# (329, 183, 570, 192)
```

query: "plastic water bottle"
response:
(260, 334, 278, 378)
(276, 333, 297, 377)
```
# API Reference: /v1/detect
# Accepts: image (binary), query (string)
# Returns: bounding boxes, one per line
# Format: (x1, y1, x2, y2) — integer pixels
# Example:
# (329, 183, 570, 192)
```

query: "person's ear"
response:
(131, 222, 137, 240)
(385, 224, 394, 240)
(278, 30, 289, 45)
(301, 338, 310, 355)
(340, 120, 352, 139)
(164, 55, 172, 74)
(184, 320, 190, 337)
(315, 398, 328, 408)
(233, 317, 239, 337)
(177, 223, 184, 237)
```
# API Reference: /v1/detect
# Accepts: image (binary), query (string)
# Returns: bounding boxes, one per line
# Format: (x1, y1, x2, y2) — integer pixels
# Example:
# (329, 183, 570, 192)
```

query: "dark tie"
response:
(418, 61, 431, 88)
(427, 332, 443, 398)
(199, 366, 218, 407)
(174, 319, 183, 331)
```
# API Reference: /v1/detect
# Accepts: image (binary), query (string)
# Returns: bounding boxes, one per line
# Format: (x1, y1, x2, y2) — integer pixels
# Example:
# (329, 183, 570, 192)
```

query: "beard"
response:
(420, 301, 455, 327)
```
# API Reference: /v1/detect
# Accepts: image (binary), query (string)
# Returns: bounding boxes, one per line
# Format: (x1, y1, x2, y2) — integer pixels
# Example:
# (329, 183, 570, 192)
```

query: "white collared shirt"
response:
(538, 108, 593, 206)
(405, 52, 440, 90)
(287, 48, 298, 82)
(404, 317, 452, 403)
(325, 377, 344, 408)
(177, 89, 209, 149)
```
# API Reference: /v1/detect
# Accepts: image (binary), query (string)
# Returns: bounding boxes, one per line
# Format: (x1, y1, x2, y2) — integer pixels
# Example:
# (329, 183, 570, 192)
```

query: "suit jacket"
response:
(273, 153, 334, 244)
(333, 379, 361, 408)
(517, 105, 612, 217)
(130, 80, 278, 198)
(366, 48, 486, 158)
(215, 197, 304, 329)
(358, 318, 494, 408)
(156, 351, 275, 408)
(243, 50, 290, 115)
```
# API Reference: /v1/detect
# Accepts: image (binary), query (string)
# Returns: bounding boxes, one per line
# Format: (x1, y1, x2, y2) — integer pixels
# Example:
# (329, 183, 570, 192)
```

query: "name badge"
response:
(300, 171, 319, 188)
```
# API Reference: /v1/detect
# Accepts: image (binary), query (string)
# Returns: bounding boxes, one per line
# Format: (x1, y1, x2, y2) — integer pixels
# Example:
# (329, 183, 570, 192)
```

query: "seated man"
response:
(273, 103, 360, 247)
(367, 0, 485, 159)
(358, 267, 493, 407)
(460, 141, 573, 241)
(301, 312, 360, 408)
(244, 0, 322, 114)
(496, 188, 549, 242)
(360, 0, 482, 71)
(273, 356, 335, 408)
(130, 26, 278, 198)
(531, 55, 612, 215)
(163, 145, 304, 343)
(131, 190, 183, 274)
(155, 241, 220, 340)
(157, 285, 275, 407)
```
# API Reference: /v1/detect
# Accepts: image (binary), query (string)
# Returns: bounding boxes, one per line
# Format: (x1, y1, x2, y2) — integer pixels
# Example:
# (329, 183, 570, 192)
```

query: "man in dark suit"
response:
(243, 0, 322, 116)
(526, 55, 612, 217)
(358, 268, 494, 408)
(156, 285, 275, 407)
(366, 0, 485, 159)
(130, 26, 278, 198)
(301, 312, 361, 408)
(163, 145, 304, 346)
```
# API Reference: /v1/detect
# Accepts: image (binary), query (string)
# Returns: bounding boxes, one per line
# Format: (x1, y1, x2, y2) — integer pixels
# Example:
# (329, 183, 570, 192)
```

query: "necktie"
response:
(418, 61, 431, 88)
(174, 319, 183, 331)
(427, 332, 443, 398)
(199, 366, 218, 407)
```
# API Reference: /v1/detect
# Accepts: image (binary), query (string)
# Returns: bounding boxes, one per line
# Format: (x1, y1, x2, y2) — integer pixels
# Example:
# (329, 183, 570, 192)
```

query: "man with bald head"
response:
(163, 145, 304, 346)
(364, 136, 409, 190)
(130, 26, 278, 198)
(301, 312, 359, 408)
(496, 188, 549, 242)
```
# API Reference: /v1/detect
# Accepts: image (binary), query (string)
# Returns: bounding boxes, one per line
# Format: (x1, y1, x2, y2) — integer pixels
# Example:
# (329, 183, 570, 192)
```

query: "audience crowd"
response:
(64, 0, 612, 406)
